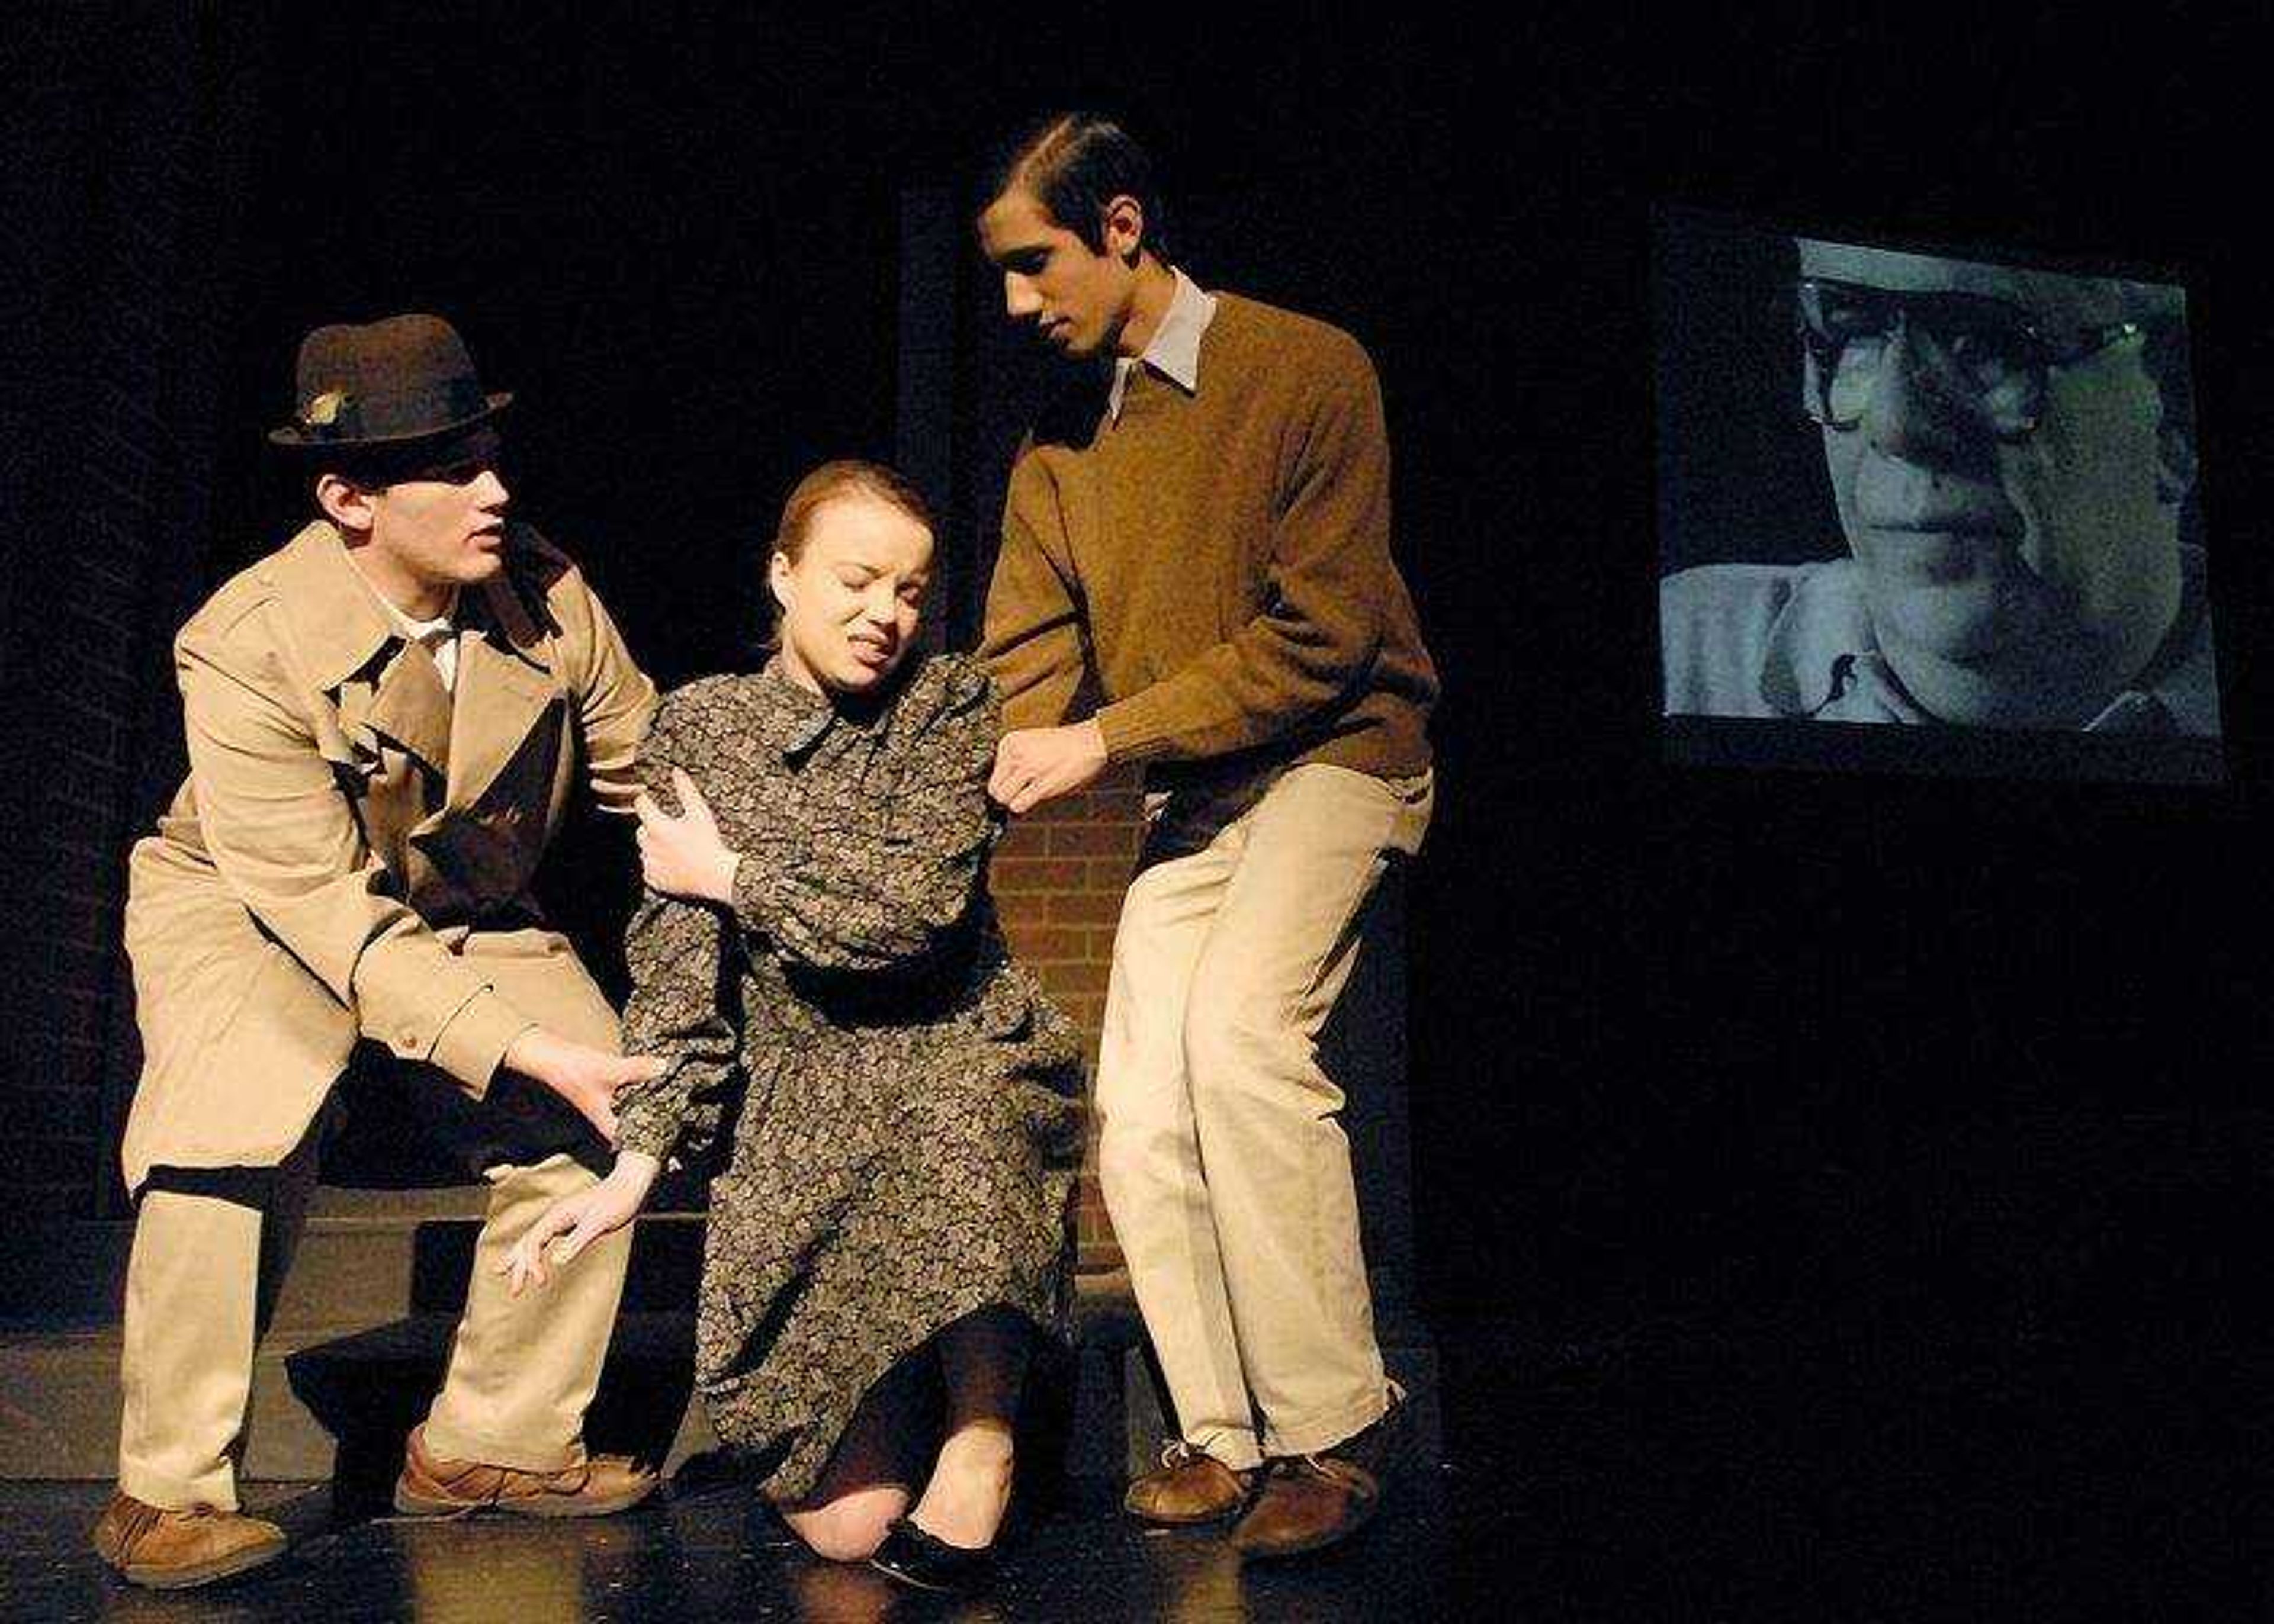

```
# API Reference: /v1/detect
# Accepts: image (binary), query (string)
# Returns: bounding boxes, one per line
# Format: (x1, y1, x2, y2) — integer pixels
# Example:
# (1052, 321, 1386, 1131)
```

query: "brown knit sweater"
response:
(980, 291, 1438, 789)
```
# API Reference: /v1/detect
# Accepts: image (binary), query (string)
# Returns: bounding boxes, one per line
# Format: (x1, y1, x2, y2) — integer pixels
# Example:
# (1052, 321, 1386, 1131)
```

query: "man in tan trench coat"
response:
(94, 314, 664, 1590)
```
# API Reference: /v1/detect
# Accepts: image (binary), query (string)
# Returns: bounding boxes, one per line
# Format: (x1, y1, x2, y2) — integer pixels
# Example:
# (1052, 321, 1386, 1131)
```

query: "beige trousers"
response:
(1097, 762, 1433, 1468)
(117, 1123, 632, 1512)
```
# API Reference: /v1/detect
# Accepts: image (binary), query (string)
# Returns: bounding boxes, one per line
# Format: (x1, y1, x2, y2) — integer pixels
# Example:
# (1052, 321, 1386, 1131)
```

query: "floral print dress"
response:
(612, 652, 1084, 1499)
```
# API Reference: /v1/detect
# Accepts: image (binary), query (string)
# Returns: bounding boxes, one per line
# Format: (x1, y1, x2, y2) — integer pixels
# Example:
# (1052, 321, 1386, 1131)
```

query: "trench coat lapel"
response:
(265, 522, 442, 774)
(443, 563, 561, 813)
(353, 642, 453, 772)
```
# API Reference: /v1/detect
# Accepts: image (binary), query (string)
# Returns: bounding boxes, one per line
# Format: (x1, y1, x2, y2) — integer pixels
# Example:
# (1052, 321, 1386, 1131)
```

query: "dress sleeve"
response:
(613, 689, 744, 1160)
(728, 660, 1001, 975)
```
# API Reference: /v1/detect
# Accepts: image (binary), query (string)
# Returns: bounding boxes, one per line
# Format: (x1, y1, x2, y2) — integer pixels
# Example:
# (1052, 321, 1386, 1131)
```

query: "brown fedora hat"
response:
(268, 313, 512, 449)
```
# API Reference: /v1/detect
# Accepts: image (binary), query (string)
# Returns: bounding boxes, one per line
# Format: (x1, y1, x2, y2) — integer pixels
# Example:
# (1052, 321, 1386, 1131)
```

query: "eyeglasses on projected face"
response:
(1795, 276, 2143, 441)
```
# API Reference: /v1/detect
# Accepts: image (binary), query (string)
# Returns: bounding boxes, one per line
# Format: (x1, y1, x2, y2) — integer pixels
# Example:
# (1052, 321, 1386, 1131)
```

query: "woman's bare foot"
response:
(909, 1424, 1014, 1551)
(768, 1359, 923, 1561)
(774, 1481, 910, 1561)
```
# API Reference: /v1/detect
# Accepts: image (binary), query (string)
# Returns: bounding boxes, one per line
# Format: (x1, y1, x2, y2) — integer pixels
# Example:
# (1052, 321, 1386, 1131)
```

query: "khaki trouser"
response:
(1097, 762, 1434, 1468)
(117, 1096, 632, 1512)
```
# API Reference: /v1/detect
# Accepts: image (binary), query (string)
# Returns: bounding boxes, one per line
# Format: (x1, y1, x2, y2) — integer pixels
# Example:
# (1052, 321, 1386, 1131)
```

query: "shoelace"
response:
(1286, 1384, 1408, 1482)
(116, 1500, 218, 1557)
(118, 1501, 166, 1548)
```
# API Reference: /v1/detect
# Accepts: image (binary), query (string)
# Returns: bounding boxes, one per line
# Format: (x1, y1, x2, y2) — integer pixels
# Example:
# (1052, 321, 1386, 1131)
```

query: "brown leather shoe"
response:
(1122, 1442, 1260, 1525)
(1228, 1455, 1380, 1557)
(1231, 1391, 1411, 1559)
(393, 1425, 659, 1518)
(91, 1491, 287, 1590)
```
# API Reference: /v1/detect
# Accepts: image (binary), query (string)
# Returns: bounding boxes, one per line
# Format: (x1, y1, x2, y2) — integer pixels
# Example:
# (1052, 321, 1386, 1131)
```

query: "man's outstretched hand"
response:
(500, 1028, 663, 1143)
(990, 719, 1108, 815)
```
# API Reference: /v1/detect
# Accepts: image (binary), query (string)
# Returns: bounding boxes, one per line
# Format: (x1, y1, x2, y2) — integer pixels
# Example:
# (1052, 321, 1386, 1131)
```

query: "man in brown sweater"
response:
(978, 113, 1440, 1559)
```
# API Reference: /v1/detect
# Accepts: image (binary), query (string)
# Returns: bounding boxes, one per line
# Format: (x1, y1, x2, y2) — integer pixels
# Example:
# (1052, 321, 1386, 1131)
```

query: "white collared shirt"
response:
(372, 584, 462, 693)
(1659, 553, 2222, 735)
(1107, 267, 1219, 423)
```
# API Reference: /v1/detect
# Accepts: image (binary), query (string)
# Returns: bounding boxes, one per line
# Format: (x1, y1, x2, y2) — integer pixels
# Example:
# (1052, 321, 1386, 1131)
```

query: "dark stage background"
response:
(7, 7, 2274, 1366)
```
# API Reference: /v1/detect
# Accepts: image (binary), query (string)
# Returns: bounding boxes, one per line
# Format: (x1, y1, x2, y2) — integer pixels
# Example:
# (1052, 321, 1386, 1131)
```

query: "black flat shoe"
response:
(868, 1517, 995, 1595)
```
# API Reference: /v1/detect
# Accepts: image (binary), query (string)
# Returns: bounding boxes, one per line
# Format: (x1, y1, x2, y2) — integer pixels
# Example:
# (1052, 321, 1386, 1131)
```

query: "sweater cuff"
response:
(1094, 693, 1180, 765)
(427, 989, 538, 1099)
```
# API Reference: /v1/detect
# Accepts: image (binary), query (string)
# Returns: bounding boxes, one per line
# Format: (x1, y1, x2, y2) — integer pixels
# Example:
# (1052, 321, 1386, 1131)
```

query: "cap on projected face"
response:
(1795, 239, 2191, 729)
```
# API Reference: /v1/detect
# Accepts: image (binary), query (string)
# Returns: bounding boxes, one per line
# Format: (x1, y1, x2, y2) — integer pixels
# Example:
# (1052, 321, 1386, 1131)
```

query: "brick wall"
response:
(1, 11, 262, 1215)
(989, 768, 1146, 1274)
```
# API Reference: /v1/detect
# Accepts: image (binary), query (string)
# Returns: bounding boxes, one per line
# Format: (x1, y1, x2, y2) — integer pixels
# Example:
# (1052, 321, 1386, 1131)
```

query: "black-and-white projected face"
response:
(1655, 211, 2218, 765)
(1795, 240, 2191, 729)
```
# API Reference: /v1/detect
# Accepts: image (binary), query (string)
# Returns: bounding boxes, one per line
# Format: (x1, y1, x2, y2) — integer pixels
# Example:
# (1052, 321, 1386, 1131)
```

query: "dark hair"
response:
(311, 422, 501, 495)
(983, 111, 1175, 264)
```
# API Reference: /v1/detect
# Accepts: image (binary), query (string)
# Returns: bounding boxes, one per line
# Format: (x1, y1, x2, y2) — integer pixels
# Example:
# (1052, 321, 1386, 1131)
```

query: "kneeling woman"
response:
(508, 461, 1083, 1593)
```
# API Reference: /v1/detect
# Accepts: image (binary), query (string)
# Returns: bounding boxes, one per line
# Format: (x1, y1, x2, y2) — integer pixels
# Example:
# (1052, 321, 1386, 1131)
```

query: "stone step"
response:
(3, 1192, 710, 1334)
(5, 1200, 1419, 1339)
(0, 1311, 702, 1486)
(0, 1275, 1437, 1497)
(0, 1277, 1146, 1486)
(257, 1202, 710, 1336)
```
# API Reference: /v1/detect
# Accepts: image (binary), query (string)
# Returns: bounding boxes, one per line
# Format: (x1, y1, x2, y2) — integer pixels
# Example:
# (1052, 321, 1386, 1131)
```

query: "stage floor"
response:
(5, 1301, 2258, 1620)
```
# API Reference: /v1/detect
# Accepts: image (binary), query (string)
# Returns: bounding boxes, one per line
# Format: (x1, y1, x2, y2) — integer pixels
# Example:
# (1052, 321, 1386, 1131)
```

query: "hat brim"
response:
(266, 391, 513, 451)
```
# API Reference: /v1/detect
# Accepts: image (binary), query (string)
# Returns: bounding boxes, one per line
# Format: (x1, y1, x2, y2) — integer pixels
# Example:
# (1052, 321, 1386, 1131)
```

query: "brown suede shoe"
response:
(393, 1425, 659, 1518)
(1122, 1442, 1260, 1525)
(91, 1491, 287, 1590)
(1231, 1391, 1411, 1559)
